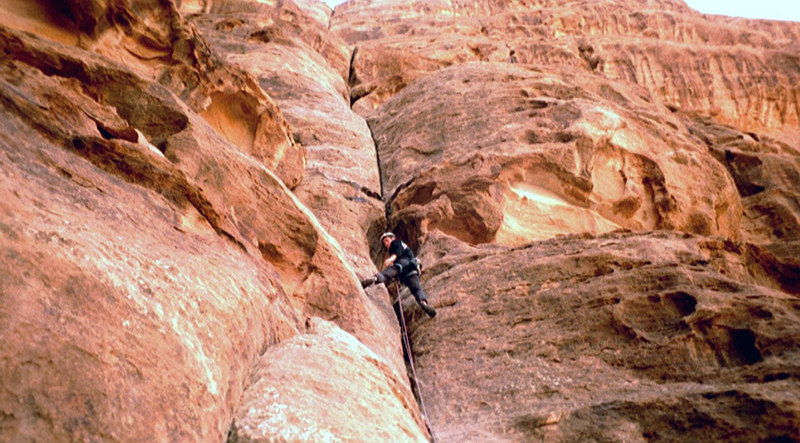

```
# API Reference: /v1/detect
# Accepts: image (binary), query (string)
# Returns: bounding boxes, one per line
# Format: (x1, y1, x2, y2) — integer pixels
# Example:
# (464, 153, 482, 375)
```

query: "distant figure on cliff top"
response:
(360, 232, 436, 318)
(508, 49, 518, 63)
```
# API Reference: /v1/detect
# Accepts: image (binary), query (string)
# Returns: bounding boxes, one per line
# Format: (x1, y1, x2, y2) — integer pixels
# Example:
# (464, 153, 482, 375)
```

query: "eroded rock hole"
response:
(728, 328, 762, 365)
(524, 130, 540, 144)
(528, 99, 549, 109)
(552, 131, 578, 143)
(95, 121, 138, 143)
(663, 291, 697, 317)
(249, 27, 285, 44)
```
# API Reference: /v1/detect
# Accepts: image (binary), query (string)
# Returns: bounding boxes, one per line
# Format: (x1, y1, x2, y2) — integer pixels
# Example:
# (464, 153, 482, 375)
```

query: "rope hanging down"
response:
(394, 280, 436, 442)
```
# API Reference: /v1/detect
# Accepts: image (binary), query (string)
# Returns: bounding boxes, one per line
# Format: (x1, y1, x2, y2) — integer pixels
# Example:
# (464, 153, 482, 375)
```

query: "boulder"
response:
(230, 318, 429, 442)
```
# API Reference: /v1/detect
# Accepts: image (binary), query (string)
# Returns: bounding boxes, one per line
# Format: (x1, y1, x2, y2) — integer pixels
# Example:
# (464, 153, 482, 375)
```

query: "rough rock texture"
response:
(183, 0, 387, 281)
(407, 230, 800, 441)
(334, 0, 800, 140)
(336, 0, 800, 441)
(2, 0, 800, 441)
(0, 38, 299, 440)
(369, 62, 742, 247)
(687, 116, 800, 276)
(179, 0, 422, 436)
(230, 318, 428, 442)
(0, 0, 305, 188)
(0, 1, 423, 441)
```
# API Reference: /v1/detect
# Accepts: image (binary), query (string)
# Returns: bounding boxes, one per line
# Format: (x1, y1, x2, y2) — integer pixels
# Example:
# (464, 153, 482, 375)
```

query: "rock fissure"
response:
(2, 0, 800, 441)
(363, 79, 437, 440)
(361, 108, 393, 231)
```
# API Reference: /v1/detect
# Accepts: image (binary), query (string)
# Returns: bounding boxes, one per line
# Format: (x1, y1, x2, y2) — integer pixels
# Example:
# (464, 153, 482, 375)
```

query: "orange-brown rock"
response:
(369, 62, 742, 246)
(0, 0, 305, 188)
(686, 115, 800, 292)
(230, 318, 428, 442)
(179, 2, 424, 435)
(406, 229, 800, 441)
(2, 0, 800, 441)
(184, 0, 388, 278)
(0, 42, 300, 440)
(0, 5, 419, 440)
(334, 0, 800, 139)
(340, 0, 800, 441)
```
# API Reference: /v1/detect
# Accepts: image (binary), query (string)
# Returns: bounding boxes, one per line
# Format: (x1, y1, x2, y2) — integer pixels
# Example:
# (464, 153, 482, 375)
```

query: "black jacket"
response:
(388, 239, 418, 275)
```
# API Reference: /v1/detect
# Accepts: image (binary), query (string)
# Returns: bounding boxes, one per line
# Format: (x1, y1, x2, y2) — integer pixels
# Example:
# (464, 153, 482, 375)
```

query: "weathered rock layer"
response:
(1, 0, 799, 441)
(336, 0, 800, 140)
(409, 230, 799, 441)
(369, 62, 742, 247)
(0, 0, 425, 440)
(337, 0, 800, 441)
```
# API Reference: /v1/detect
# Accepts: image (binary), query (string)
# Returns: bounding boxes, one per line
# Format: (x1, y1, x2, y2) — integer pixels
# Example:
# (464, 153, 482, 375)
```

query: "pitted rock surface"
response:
(369, 62, 742, 246)
(334, 0, 800, 140)
(1, 0, 799, 441)
(0, 1, 419, 440)
(407, 230, 800, 441)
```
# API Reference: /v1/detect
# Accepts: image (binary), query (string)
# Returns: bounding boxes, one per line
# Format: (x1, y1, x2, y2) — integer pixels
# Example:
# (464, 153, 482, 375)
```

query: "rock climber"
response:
(508, 49, 518, 63)
(360, 232, 436, 318)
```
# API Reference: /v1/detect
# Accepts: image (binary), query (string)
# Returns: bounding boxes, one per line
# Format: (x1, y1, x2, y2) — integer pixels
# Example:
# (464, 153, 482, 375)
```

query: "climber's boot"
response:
(420, 300, 436, 318)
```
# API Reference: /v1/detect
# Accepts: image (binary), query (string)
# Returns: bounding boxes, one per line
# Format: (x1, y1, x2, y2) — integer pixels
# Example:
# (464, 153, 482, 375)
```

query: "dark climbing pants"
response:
(375, 265, 428, 304)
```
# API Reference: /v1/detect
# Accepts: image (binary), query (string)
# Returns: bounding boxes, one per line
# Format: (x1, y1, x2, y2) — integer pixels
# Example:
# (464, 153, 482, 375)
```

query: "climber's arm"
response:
(383, 254, 397, 268)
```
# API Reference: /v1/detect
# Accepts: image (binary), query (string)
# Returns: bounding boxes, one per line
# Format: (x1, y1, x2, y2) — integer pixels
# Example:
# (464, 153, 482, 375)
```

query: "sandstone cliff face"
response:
(335, 0, 800, 140)
(1, 0, 305, 188)
(411, 230, 799, 441)
(0, 0, 425, 441)
(369, 62, 742, 246)
(181, 0, 387, 282)
(334, 0, 800, 440)
(1, 0, 799, 441)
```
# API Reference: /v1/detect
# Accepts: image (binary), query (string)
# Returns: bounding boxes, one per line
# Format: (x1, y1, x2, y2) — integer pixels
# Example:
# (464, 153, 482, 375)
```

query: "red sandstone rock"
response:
(369, 62, 742, 246)
(0, 51, 301, 440)
(0, 8, 416, 440)
(406, 230, 800, 441)
(1, 0, 799, 441)
(334, 0, 800, 139)
(0, 0, 305, 188)
(338, 0, 800, 441)
(230, 318, 429, 441)
(183, 0, 388, 280)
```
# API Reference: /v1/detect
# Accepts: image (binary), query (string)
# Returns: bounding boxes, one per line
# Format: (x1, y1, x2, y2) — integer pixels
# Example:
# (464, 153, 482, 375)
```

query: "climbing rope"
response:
(393, 280, 436, 442)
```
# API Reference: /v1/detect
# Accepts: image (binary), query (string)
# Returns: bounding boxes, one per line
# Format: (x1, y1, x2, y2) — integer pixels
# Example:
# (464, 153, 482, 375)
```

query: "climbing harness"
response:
(393, 252, 422, 277)
(393, 280, 436, 442)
